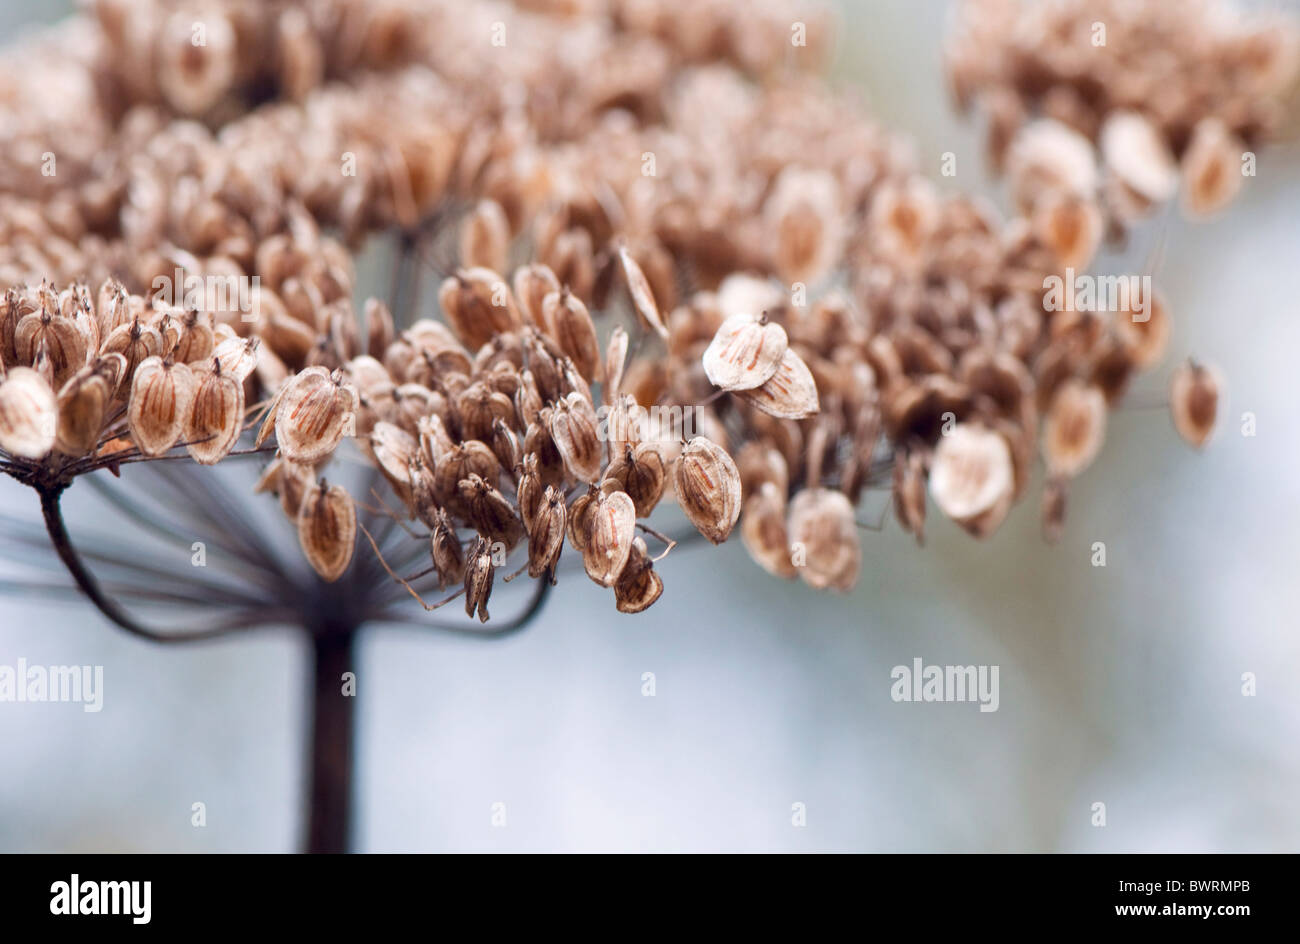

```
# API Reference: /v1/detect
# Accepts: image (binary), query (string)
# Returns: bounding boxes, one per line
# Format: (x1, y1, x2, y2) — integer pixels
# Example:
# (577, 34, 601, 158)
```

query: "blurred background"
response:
(1, 0, 1297, 852)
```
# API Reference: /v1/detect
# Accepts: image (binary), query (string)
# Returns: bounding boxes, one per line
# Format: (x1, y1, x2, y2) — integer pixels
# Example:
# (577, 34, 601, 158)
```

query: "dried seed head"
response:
(549, 391, 603, 483)
(542, 289, 600, 382)
(128, 356, 197, 457)
(1101, 111, 1179, 204)
(893, 449, 927, 546)
(464, 536, 495, 623)
(614, 536, 663, 614)
(1042, 380, 1107, 478)
(736, 346, 820, 419)
(0, 366, 56, 459)
(273, 367, 358, 463)
(527, 485, 566, 582)
(741, 481, 797, 578)
(1169, 360, 1223, 448)
(601, 441, 667, 518)
(185, 362, 245, 465)
(618, 246, 669, 340)
(702, 312, 789, 391)
(787, 487, 860, 591)
(929, 424, 1014, 537)
(673, 436, 742, 544)
(1181, 118, 1245, 218)
(297, 480, 357, 583)
(581, 487, 637, 587)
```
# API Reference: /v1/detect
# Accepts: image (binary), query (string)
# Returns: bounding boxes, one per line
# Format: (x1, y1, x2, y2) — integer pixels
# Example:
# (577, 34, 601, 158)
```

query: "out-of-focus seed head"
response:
(1042, 379, 1107, 478)
(787, 487, 860, 590)
(741, 481, 797, 578)
(1169, 360, 1223, 448)
(929, 424, 1014, 538)
(618, 246, 669, 340)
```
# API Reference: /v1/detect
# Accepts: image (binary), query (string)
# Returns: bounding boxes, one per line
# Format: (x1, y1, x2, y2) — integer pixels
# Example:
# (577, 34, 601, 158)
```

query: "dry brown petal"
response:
(614, 536, 663, 614)
(736, 347, 820, 419)
(741, 482, 797, 579)
(185, 363, 244, 465)
(702, 312, 788, 392)
(1169, 360, 1223, 449)
(1181, 118, 1245, 218)
(787, 487, 860, 591)
(527, 485, 566, 582)
(618, 246, 668, 340)
(459, 200, 511, 274)
(273, 366, 358, 463)
(297, 480, 357, 583)
(673, 436, 742, 544)
(542, 289, 600, 382)
(893, 449, 927, 546)
(601, 441, 667, 517)
(549, 391, 603, 483)
(128, 356, 197, 457)
(1042, 380, 1107, 478)
(0, 366, 56, 459)
(929, 424, 1014, 537)
(582, 487, 636, 586)
(464, 536, 495, 623)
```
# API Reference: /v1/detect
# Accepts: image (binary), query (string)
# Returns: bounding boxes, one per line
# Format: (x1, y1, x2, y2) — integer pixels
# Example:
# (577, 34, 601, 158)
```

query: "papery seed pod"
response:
(527, 485, 566, 582)
(464, 536, 495, 623)
(173, 309, 215, 364)
(1113, 291, 1170, 370)
(1033, 193, 1102, 271)
(365, 299, 395, 360)
(601, 442, 666, 517)
(407, 454, 440, 528)
(100, 318, 163, 391)
(458, 473, 525, 550)
(430, 508, 465, 587)
(297, 480, 357, 583)
(460, 200, 511, 273)
(438, 268, 522, 351)
(457, 381, 515, 443)
(55, 366, 111, 457)
(513, 264, 562, 330)
(618, 247, 669, 340)
(1042, 380, 1107, 478)
(515, 367, 544, 428)
(581, 487, 636, 586)
(371, 420, 418, 504)
(15, 310, 87, 390)
(544, 228, 596, 302)
(273, 366, 358, 463)
(1169, 360, 1224, 448)
(1042, 477, 1068, 545)
(929, 424, 1014, 538)
(787, 487, 860, 591)
(213, 335, 261, 384)
(673, 436, 742, 544)
(524, 414, 567, 488)
(702, 312, 788, 391)
(765, 166, 846, 284)
(489, 417, 522, 475)
(185, 362, 244, 465)
(741, 481, 797, 578)
(603, 325, 628, 405)
(1181, 118, 1245, 218)
(736, 442, 790, 498)
(1006, 119, 1098, 213)
(517, 453, 546, 532)
(128, 356, 197, 457)
(893, 449, 927, 546)
(0, 366, 56, 458)
(567, 487, 596, 553)
(1101, 111, 1179, 205)
(614, 536, 663, 614)
(542, 289, 600, 382)
(604, 394, 647, 451)
(736, 347, 820, 419)
(549, 391, 603, 483)
(256, 457, 316, 521)
(434, 440, 501, 509)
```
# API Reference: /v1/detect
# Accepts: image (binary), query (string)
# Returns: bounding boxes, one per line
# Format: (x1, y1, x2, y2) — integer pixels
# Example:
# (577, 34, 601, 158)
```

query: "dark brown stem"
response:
(305, 626, 356, 855)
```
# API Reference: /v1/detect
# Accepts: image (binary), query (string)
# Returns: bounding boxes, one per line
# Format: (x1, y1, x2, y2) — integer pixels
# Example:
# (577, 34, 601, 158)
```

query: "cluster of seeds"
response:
(0, 0, 1279, 621)
(946, 0, 1300, 235)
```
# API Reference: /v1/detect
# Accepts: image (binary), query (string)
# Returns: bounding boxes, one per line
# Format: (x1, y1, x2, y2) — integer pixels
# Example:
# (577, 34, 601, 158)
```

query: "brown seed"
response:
(581, 487, 637, 586)
(618, 246, 669, 340)
(297, 480, 357, 583)
(1042, 380, 1106, 478)
(128, 356, 197, 457)
(434, 441, 501, 510)
(527, 485, 567, 582)
(787, 487, 860, 591)
(542, 289, 600, 382)
(702, 312, 788, 391)
(929, 424, 1014, 538)
(673, 436, 742, 544)
(0, 366, 57, 459)
(736, 346, 820, 419)
(273, 366, 358, 464)
(1169, 360, 1223, 448)
(741, 482, 797, 578)
(614, 536, 664, 614)
(366, 299, 395, 360)
(549, 391, 603, 483)
(185, 362, 245, 465)
(601, 441, 667, 517)
(464, 536, 495, 623)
